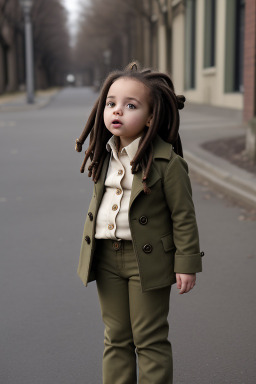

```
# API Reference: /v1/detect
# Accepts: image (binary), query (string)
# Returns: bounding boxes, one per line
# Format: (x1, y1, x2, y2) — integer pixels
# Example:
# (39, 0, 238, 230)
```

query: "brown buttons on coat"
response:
(142, 244, 153, 253)
(84, 235, 91, 244)
(88, 212, 93, 221)
(118, 170, 123, 175)
(139, 216, 148, 225)
(108, 224, 114, 230)
(116, 188, 122, 195)
(112, 204, 118, 211)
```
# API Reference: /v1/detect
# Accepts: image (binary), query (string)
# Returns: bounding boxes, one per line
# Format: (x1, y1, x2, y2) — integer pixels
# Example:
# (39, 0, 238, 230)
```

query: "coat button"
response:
(142, 244, 153, 253)
(112, 204, 118, 211)
(88, 212, 93, 221)
(200, 251, 205, 257)
(116, 188, 122, 195)
(85, 235, 91, 244)
(118, 170, 123, 175)
(108, 224, 114, 230)
(139, 216, 148, 225)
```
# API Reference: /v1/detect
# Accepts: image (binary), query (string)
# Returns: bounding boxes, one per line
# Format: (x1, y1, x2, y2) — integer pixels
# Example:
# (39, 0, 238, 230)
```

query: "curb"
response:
(184, 150, 256, 208)
(0, 89, 60, 112)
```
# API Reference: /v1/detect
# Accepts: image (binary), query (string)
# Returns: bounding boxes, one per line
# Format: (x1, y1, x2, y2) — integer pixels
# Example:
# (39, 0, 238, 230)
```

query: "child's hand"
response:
(176, 273, 196, 294)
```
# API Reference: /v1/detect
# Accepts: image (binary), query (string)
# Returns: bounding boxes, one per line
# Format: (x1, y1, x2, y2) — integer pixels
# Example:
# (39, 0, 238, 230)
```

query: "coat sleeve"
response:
(163, 154, 203, 273)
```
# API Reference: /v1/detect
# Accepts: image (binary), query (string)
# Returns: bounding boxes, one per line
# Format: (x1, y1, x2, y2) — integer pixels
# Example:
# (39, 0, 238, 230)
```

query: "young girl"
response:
(75, 62, 203, 384)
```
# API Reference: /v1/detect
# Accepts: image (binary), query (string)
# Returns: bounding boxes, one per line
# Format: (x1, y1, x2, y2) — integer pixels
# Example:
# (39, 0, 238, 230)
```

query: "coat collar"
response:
(152, 134, 173, 160)
(95, 134, 173, 209)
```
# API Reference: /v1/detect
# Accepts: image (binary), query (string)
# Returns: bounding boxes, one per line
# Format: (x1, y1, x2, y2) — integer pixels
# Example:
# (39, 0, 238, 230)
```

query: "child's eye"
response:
(127, 103, 136, 109)
(106, 101, 115, 108)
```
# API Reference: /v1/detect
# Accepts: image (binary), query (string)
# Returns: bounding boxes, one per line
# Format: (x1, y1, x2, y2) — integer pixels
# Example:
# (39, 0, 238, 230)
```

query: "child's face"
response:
(104, 77, 152, 147)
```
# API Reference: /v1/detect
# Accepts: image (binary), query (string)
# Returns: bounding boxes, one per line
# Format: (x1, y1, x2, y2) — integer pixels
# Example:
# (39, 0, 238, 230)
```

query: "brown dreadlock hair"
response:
(75, 62, 185, 194)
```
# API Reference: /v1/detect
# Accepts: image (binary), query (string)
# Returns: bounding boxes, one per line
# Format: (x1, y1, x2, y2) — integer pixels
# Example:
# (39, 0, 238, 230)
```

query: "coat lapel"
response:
(129, 135, 172, 209)
(129, 165, 161, 209)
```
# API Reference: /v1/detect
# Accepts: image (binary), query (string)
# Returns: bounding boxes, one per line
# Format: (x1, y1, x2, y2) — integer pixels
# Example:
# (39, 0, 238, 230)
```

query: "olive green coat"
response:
(77, 135, 203, 292)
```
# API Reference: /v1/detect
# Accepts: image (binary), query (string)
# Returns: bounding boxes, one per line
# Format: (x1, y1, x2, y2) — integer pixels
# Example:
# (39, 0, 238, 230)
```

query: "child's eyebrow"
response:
(106, 95, 141, 105)
(126, 97, 141, 105)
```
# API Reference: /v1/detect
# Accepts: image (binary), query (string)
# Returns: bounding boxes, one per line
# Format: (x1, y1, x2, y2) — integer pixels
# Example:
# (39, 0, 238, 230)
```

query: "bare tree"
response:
(0, 0, 72, 91)
(31, 0, 71, 88)
(74, 0, 147, 85)
(73, 0, 169, 85)
(0, 0, 23, 92)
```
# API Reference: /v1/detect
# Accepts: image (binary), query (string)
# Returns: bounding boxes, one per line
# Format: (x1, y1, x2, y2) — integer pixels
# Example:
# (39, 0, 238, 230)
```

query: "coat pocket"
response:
(161, 233, 176, 252)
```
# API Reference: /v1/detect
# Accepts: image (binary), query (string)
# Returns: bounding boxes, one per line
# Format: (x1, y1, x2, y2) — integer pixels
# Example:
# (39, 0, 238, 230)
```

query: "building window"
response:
(185, 0, 196, 89)
(225, 0, 245, 92)
(204, 0, 216, 68)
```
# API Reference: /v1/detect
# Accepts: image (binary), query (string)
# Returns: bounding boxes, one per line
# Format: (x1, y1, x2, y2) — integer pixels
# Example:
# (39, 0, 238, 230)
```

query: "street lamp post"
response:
(19, 0, 34, 104)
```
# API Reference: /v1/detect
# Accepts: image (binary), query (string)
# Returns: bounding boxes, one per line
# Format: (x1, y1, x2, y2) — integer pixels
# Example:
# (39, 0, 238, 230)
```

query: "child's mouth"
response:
(112, 120, 122, 128)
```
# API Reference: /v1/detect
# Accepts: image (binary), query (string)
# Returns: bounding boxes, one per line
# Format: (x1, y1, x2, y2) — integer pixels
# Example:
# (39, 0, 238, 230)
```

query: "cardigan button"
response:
(139, 216, 148, 225)
(85, 235, 91, 244)
(142, 244, 153, 253)
(88, 212, 93, 221)
(200, 251, 205, 257)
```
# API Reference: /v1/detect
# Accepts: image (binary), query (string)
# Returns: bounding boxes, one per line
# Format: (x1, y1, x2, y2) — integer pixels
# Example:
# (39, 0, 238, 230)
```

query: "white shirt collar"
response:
(106, 135, 142, 161)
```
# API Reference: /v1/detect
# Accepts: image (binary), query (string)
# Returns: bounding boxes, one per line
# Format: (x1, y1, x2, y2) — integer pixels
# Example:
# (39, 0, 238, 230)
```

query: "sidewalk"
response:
(181, 102, 256, 208)
(0, 88, 60, 112)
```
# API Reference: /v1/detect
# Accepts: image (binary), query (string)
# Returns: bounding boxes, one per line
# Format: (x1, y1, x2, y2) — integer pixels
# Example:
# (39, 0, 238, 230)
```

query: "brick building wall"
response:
(243, 0, 256, 122)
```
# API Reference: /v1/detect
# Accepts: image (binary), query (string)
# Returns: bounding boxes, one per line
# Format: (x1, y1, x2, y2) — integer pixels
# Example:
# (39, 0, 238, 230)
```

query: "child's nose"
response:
(113, 106, 123, 116)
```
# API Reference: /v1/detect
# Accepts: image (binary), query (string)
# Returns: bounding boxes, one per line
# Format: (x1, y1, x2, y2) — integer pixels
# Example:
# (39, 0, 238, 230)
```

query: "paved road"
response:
(0, 88, 255, 384)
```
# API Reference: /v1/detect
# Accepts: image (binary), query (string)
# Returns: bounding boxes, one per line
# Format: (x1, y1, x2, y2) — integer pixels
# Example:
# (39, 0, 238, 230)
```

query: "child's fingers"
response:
(176, 274, 182, 289)
(177, 273, 197, 294)
(179, 279, 196, 294)
(179, 280, 188, 294)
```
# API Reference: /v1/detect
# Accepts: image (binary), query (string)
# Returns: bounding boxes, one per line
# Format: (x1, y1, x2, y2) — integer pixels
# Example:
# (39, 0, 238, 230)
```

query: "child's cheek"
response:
(129, 114, 140, 127)
(103, 109, 108, 127)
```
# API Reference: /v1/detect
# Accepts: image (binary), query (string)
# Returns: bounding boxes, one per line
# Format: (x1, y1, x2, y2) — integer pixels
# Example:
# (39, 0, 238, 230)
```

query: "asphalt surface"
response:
(0, 88, 255, 384)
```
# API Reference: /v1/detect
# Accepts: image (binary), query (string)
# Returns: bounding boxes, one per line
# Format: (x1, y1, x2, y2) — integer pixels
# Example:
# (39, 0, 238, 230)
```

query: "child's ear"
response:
(146, 115, 153, 127)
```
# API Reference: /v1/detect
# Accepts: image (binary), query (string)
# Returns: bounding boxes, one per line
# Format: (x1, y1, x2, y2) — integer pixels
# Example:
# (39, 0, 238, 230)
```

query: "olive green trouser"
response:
(94, 239, 173, 384)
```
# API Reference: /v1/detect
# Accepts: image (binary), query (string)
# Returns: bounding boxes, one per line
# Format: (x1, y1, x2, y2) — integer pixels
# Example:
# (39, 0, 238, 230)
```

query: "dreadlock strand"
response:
(131, 128, 156, 170)
(142, 181, 151, 194)
(87, 161, 95, 177)
(144, 72, 175, 92)
(173, 134, 183, 158)
(167, 98, 180, 143)
(75, 101, 99, 152)
(79, 133, 98, 173)
(144, 142, 154, 180)
(93, 125, 111, 164)
(93, 150, 108, 183)
(91, 162, 99, 182)
(80, 152, 89, 173)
